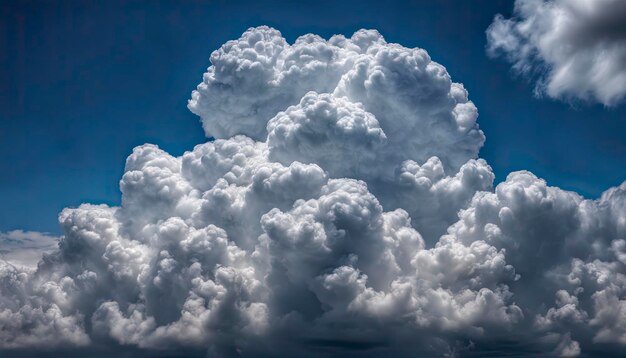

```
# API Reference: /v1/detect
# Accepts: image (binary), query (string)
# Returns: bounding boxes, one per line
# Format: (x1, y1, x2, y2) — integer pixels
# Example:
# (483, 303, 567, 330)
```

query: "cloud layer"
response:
(0, 231, 59, 270)
(487, 0, 626, 106)
(1, 26, 626, 357)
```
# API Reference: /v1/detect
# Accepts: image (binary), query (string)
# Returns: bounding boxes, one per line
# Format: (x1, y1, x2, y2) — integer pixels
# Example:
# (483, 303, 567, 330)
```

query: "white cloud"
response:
(0, 230, 59, 270)
(1, 26, 626, 357)
(487, 0, 626, 106)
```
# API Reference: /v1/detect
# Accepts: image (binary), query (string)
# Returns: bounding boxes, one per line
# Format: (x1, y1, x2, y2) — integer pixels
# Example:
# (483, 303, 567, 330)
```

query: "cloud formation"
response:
(1, 26, 626, 357)
(0, 230, 59, 270)
(487, 0, 626, 106)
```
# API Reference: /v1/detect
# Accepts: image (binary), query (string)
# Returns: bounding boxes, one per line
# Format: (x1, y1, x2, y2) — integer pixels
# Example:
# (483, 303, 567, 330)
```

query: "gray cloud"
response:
(487, 0, 626, 106)
(1, 27, 626, 357)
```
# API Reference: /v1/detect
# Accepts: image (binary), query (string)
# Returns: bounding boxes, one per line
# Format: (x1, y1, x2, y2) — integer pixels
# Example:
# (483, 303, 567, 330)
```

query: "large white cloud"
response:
(1, 27, 626, 357)
(487, 0, 626, 106)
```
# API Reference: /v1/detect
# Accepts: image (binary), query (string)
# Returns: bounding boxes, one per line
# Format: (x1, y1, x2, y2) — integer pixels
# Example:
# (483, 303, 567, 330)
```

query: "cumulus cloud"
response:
(487, 0, 626, 106)
(1, 26, 626, 357)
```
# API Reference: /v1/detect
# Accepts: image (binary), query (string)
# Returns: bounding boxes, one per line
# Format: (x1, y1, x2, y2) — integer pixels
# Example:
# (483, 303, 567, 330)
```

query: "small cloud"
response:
(487, 0, 626, 107)
(0, 230, 59, 269)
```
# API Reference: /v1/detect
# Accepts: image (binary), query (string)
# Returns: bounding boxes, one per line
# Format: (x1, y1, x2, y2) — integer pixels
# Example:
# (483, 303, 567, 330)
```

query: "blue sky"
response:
(2, 0, 625, 235)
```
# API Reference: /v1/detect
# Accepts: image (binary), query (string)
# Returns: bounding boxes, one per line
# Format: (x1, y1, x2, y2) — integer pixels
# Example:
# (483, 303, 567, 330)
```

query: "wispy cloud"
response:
(0, 230, 59, 269)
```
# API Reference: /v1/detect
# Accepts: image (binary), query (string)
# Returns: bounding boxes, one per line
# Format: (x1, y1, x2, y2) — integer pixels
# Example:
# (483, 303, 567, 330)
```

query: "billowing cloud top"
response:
(1, 26, 626, 357)
(487, 0, 626, 106)
(189, 26, 484, 173)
